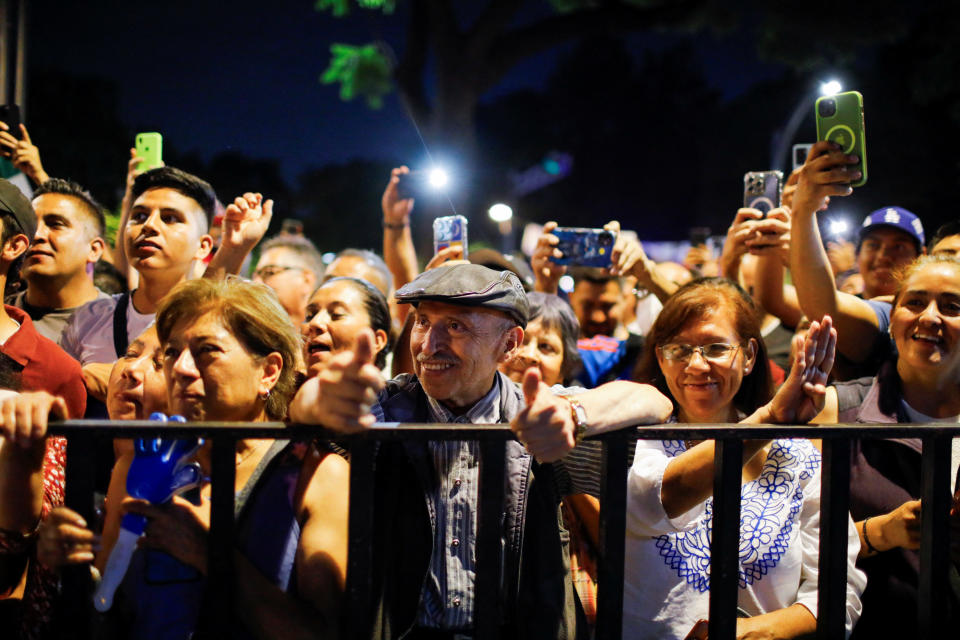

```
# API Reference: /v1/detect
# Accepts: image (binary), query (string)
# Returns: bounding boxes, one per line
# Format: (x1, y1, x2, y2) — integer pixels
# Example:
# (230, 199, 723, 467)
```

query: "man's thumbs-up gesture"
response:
(510, 367, 577, 463)
(289, 329, 385, 432)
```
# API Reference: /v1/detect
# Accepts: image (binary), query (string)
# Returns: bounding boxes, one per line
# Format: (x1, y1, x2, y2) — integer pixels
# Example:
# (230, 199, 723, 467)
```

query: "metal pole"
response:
(709, 437, 742, 640)
(816, 438, 850, 638)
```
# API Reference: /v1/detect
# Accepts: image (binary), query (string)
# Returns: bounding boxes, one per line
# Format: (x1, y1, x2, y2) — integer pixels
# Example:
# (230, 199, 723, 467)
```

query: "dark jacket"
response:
(834, 362, 959, 639)
(367, 373, 584, 640)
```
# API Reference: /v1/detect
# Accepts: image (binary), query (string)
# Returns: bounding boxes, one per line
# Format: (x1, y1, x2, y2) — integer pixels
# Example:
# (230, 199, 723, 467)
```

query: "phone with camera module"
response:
(743, 171, 783, 216)
(433, 215, 468, 259)
(815, 91, 867, 187)
(0, 104, 21, 141)
(135, 132, 163, 172)
(689, 226, 711, 248)
(549, 227, 616, 268)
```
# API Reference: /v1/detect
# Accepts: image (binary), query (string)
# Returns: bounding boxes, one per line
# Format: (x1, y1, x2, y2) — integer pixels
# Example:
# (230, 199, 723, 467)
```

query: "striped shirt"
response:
(416, 378, 502, 630)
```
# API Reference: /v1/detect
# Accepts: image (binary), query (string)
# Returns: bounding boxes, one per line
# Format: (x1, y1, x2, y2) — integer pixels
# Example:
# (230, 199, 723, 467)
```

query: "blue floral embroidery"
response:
(654, 439, 821, 592)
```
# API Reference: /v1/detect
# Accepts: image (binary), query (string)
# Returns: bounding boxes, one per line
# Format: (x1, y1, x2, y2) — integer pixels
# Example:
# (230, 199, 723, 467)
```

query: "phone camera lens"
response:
(818, 99, 837, 118)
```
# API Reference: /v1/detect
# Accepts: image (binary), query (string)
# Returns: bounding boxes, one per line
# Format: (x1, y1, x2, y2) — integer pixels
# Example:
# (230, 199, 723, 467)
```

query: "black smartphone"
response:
(0, 104, 21, 141)
(689, 227, 711, 247)
(396, 171, 429, 200)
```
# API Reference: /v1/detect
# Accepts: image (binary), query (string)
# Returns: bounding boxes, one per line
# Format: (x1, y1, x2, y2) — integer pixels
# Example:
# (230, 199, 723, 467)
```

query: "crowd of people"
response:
(0, 126, 957, 640)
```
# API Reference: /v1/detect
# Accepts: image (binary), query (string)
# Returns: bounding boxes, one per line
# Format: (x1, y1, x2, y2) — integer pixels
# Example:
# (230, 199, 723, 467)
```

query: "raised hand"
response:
(606, 220, 654, 281)
(424, 245, 466, 271)
(221, 192, 273, 252)
(0, 123, 48, 185)
(792, 140, 860, 217)
(511, 367, 576, 463)
(382, 166, 414, 225)
(290, 329, 385, 432)
(766, 315, 836, 424)
(531, 221, 566, 294)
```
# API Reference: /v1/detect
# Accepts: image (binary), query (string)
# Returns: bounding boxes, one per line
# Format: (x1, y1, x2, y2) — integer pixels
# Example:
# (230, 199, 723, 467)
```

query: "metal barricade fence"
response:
(43, 420, 960, 640)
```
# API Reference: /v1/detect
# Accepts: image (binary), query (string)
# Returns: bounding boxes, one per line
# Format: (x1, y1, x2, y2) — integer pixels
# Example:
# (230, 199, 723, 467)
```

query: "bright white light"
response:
(322, 252, 336, 264)
(829, 219, 849, 236)
(558, 275, 574, 294)
(488, 203, 513, 222)
(428, 168, 449, 189)
(820, 80, 842, 96)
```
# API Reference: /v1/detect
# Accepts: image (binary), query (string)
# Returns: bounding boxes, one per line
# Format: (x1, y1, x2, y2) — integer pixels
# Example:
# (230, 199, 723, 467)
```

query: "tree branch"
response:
(465, 0, 525, 60)
(395, 0, 431, 123)
(480, 0, 707, 93)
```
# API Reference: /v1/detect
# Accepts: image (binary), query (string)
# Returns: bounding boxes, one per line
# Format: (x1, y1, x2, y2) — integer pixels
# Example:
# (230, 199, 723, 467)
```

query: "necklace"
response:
(235, 440, 268, 467)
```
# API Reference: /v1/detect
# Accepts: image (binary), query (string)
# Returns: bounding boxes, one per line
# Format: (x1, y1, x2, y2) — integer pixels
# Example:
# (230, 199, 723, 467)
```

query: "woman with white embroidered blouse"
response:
(625, 278, 865, 639)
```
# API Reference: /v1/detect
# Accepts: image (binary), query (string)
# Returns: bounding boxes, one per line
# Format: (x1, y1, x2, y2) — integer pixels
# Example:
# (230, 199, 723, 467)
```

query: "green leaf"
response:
(315, 0, 395, 16)
(320, 42, 393, 109)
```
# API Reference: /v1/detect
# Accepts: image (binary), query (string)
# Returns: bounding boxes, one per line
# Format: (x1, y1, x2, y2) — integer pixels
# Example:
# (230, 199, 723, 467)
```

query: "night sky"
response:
(26, 1, 785, 181)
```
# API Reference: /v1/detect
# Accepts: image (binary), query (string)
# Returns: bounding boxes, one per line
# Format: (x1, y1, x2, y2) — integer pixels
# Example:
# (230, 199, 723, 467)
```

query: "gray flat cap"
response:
(0, 178, 36, 239)
(396, 263, 529, 328)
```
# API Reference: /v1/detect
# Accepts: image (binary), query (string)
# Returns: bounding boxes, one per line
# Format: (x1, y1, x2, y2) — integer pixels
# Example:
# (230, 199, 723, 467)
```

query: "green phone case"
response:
(135, 132, 163, 172)
(815, 91, 867, 187)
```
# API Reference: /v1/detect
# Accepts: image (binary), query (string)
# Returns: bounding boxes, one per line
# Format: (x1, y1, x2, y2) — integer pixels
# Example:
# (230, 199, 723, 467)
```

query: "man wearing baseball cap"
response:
(291, 263, 671, 639)
(856, 206, 925, 299)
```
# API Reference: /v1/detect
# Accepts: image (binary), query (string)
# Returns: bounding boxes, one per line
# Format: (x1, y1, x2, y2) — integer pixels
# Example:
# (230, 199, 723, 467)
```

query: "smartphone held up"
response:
(815, 90, 867, 187)
(548, 227, 615, 268)
(135, 132, 163, 172)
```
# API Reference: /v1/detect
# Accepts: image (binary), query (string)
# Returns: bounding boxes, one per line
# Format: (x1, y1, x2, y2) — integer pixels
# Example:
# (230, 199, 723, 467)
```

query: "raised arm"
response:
(381, 167, 420, 289)
(607, 220, 679, 303)
(790, 141, 881, 361)
(753, 207, 805, 328)
(204, 192, 272, 278)
(0, 123, 49, 186)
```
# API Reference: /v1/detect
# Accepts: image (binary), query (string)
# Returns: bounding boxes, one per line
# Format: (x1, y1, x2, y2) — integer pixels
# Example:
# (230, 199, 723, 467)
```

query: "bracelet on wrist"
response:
(383, 221, 409, 230)
(861, 516, 879, 554)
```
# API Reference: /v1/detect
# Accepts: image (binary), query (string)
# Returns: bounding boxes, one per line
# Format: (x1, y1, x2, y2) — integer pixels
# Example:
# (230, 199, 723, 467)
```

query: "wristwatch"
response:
(567, 398, 588, 444)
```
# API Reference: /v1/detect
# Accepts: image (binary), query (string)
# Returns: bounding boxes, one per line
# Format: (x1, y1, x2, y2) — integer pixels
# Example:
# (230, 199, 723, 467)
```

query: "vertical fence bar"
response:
(205, 436, 236, 636)
(919, 435, 951, 636)
(596, 430, 629, 640)
(475, 440, 506, 639)
(816, 437, 850, 639)
(345, 439, 376, 640)
(709, 437, 742, 640)
(61, 430, 95, 640)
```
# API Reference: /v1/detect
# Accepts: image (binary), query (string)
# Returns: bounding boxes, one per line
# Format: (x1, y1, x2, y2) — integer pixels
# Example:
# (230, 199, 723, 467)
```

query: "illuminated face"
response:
(125, 187, 211, 276)
(500, 318, 565, 387)
(163, 311, 277, 422)
(106, 326, 167, 420)
(569, 279, 623, 338)
(24, 193, 101, 282)
(301, 279, 387, 376)
(410, 301, 517, 410)
(891, 262, 960, 377)
(857, 227, 919, 297)
(655, 306, 757, 424)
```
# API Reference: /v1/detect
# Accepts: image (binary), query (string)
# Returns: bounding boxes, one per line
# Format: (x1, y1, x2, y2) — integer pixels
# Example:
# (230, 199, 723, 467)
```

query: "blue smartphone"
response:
(433, 215, 468, 258)
(549, 227, 615, 268)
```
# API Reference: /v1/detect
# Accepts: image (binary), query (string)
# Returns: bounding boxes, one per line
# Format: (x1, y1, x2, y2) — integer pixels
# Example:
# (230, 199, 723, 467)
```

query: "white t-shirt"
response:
(59, 292, 155, 365)
(623, 438, 866, 639)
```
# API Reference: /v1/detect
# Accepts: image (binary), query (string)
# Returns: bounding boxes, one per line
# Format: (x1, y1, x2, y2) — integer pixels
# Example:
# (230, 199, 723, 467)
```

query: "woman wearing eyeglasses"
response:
(624, 278, 865, 639)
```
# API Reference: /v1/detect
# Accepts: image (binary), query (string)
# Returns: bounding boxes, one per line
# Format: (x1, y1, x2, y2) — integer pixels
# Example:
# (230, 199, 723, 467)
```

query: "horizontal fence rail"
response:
(38, 420, 960, 640)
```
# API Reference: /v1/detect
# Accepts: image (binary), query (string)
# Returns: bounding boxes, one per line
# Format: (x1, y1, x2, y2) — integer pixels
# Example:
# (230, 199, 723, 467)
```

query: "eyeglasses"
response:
(254, 264, 304, 279)
(658, 342, 741, 363)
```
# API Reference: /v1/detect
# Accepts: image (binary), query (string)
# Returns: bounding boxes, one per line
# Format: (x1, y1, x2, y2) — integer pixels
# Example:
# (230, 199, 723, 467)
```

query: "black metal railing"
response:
(44, 420, 960, 640)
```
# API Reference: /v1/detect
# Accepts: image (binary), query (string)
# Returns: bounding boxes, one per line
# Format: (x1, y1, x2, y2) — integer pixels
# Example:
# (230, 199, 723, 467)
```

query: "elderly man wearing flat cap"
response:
(292, 263, 671, 640)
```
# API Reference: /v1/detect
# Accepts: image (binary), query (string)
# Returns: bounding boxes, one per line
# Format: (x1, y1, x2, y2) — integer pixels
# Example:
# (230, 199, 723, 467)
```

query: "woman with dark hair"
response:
(500, 291, 581, 386)
(625, 277, 865, 639)
(812, 254, 960, 638)
(302, 276, 392, 374)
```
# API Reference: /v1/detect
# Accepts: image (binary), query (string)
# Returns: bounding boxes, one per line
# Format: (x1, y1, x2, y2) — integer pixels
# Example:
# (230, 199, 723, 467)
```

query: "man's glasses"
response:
(254, 264, 303, 279)
(658, 342, 741, 363)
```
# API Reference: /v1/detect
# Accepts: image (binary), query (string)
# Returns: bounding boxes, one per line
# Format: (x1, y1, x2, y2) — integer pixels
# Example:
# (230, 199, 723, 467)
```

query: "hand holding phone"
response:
(743, 171, 783, 215)
(815, 91, 867, 187)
